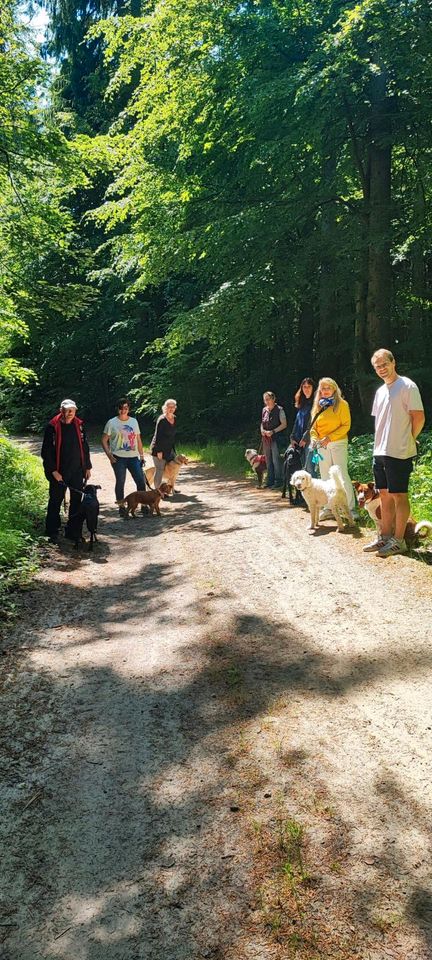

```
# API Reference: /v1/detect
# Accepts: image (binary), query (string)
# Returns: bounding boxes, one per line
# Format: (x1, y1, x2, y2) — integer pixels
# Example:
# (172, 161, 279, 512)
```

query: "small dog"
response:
(158, 481, 173, 497)
(281, 446, 303, 504)
(291, 467, 354, 532)
(353, 481, 432, 547)
(245, 449, 267, 488)
(117, 486, 170, 518)
(73, 484, 101, 550)
(143, 454, 187, 492)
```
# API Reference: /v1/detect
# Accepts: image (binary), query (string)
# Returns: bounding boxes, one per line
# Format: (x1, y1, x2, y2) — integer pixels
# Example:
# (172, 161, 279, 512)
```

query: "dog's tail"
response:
(329, 465, 345, 491)
(414, 520, 432, 539)
(116, 498, 127, 506)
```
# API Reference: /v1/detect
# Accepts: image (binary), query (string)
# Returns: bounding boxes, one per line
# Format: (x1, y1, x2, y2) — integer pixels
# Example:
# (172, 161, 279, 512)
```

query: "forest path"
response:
(1, 447, 432, 960)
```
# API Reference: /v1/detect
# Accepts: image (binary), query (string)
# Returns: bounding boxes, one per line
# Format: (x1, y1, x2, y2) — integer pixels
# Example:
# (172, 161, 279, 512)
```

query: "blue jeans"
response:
(264, 439, 282, 486)
(112, 456, 146, 501)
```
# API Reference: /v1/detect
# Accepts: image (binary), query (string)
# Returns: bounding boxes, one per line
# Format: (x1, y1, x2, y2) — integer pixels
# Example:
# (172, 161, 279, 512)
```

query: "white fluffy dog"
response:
(291, 466, 354, 532)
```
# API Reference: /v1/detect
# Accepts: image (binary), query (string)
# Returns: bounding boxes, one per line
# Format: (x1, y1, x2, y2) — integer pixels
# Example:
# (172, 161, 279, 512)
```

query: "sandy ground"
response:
(1, 446, 432, 960)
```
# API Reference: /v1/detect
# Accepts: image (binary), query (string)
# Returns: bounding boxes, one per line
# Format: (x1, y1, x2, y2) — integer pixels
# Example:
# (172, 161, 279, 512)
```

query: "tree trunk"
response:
(297, 300, 315, 379)
(318, 150, 338, 374)
(354, 210, 375, 416)
(366, 68, 392, 350)
(411, 181, 426, 335)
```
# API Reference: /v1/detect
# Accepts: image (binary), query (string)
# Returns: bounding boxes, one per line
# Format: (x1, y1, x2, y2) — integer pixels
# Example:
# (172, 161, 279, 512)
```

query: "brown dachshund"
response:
(117, 483, 172, 518)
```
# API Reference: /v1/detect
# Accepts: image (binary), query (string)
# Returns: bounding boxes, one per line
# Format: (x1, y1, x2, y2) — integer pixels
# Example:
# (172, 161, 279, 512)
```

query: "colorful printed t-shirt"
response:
(103, 416, 141, 458)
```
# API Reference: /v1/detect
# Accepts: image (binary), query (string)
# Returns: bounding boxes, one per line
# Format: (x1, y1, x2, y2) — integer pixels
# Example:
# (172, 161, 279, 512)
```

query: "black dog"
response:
(73, 484, 101, 550)
(281, 446, 304, 504)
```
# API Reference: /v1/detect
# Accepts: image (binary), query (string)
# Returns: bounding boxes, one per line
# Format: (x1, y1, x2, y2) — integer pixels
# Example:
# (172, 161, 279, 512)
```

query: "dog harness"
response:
(251, 454, 267, 468)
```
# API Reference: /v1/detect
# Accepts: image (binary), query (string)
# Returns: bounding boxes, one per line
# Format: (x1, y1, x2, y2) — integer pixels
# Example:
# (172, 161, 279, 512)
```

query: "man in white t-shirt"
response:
(102, 398, 146, 513)
(363, 349, 425, 557)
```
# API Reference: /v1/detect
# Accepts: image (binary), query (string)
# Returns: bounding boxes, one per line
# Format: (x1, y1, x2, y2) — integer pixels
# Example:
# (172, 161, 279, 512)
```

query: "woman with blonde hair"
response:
(150, 398, 178, 488)
(309, 378, 357, 518)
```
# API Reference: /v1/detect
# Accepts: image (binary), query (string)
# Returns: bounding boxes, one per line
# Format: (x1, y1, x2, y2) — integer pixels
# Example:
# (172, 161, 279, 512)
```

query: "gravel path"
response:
(1, 448, 432, 960)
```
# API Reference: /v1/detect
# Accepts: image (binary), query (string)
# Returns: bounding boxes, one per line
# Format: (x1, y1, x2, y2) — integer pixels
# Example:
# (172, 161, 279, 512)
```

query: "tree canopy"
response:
(1, 0, 431, 435)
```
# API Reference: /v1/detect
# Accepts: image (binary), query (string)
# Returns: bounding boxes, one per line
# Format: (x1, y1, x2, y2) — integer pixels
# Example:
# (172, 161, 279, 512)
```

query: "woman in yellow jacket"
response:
(310, 377, 357, 516)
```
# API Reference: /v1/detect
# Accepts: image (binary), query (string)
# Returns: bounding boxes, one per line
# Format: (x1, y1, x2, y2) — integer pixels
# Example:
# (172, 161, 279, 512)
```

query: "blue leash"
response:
(311, 447, 324, 465)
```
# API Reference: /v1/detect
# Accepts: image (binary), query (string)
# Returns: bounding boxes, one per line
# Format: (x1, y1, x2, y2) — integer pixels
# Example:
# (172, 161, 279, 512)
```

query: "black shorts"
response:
(373, 455, 413, 494)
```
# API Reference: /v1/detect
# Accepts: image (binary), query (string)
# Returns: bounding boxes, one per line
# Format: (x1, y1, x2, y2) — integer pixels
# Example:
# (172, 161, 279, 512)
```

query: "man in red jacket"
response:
(41, 399, 92, 543)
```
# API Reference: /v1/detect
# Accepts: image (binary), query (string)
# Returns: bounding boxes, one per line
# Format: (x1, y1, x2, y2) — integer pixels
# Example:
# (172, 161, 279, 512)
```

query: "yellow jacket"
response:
(310, 399, 351, 442)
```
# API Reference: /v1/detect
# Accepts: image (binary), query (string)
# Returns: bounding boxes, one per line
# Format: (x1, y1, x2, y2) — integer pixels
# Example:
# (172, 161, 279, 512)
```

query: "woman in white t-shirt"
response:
(102, 398, 146, 511)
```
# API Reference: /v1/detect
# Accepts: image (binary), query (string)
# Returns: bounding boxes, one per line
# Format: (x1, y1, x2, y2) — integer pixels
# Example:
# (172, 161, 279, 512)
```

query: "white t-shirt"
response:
(372, 376, 423, 459)
(103, 416, 141, 458)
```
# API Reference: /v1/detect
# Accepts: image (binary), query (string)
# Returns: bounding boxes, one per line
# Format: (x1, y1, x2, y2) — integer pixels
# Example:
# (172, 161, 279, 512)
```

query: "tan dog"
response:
(143, 454, 188, 492)
(117, 485, 171, 518)
(353, 481, 432, 547)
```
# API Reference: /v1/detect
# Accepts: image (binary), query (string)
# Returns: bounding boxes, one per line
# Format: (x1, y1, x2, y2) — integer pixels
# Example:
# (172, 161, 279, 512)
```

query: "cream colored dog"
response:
(142, 453, 188, 492)
(291, 466, 354, 532)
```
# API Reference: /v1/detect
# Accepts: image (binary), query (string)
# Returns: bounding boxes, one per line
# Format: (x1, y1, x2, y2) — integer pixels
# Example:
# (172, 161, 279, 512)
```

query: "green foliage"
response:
(75, 0, 432, 428)
(0, 437, 47, 554)
(0, 436, 47, 616)
(347, 434, 375, 480)
(349, 432, 432, 524)
(182, 441, 249, 478)
(1, 1, 432, 434)
(410, 433, 432, 523)
(0, 0, 93, 402)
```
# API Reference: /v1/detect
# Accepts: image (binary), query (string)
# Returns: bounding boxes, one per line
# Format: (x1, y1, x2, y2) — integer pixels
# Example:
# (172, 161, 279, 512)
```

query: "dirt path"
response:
(1, 448, 432, 960)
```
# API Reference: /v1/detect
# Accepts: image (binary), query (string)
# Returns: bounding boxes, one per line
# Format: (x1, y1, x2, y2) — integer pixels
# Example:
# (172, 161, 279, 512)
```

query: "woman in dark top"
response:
(290, 377, 316, 474)
(150, 398, 177, 487)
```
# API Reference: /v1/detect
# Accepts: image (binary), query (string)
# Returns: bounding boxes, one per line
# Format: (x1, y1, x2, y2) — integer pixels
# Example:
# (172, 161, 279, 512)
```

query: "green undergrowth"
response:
(0, 436, 47, 618)
(183, 431, 432, 523)
(182, 441, 247, 477)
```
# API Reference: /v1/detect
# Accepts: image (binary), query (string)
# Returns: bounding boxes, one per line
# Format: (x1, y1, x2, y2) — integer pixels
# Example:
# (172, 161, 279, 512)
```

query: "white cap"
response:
(60, 399, 77, 409)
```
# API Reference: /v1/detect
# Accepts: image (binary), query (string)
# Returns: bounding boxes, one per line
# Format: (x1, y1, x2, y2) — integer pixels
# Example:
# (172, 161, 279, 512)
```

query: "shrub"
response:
(0, 437, 47, 616)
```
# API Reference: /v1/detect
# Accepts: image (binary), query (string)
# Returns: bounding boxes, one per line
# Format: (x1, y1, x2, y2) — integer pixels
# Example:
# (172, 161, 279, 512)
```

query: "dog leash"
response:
(60, 481, 101, 496)
(311, 445, 324, 466)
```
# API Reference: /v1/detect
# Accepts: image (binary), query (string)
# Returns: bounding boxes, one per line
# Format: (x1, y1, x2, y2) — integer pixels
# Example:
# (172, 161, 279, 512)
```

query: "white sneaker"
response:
(363, 535, 390, 553)
(319, 508, 334, 521)
(377, 537, 408, 558)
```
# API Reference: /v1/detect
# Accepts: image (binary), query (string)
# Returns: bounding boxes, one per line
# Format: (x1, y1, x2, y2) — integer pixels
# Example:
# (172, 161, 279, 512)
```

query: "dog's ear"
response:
(352, 481, 360, 490)
(368, 482, 375, 490)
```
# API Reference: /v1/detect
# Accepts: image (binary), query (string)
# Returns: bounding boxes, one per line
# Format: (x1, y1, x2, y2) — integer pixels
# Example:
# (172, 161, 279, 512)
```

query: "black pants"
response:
(45, 472, 84, 539)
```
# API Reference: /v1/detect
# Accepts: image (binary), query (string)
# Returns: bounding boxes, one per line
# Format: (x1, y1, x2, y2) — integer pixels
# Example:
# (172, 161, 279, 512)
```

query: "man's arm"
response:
(41, 424, 58, 476)
(410, 410, 425, 440)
